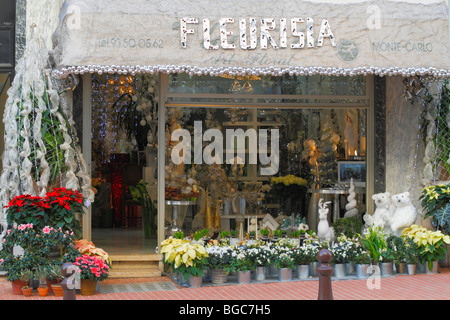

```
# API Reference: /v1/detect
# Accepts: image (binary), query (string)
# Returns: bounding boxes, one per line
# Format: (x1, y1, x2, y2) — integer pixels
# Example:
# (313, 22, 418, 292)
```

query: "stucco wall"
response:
(385, 76, 429, 226)
(26, 0, 64, 50)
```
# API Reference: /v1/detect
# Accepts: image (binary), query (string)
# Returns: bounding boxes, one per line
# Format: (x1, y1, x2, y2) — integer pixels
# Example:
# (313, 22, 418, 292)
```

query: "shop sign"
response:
(180, 17, 337, 50)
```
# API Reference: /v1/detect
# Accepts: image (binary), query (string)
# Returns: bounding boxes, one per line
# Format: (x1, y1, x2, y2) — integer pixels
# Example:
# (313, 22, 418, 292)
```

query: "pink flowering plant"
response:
(73, 254, 110, 282)
(0, 224, 79, 281)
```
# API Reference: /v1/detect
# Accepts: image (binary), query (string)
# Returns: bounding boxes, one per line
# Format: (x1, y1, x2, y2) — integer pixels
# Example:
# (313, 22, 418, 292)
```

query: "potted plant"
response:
(247, 244, 274, 281)
(231, 246, 255, 284)
(19, 269, 34, 297)
(379, 248, 395, 276)
(404, 238, 420, 275)
(260, 228, 270, 240)
(330, 238, 351, 278)
(291, 245, 313, 279)
(129, 180, 157, 239)
(205, 245, 234, 284)
(34, 266, 49, 297)
(275, 252, 295, 282)
(353, 250, 372, 278)
(386, 235, 407, 273)
(160, 238, 209, 288)
(72, 254, 110, 295)
(47, 264, 64, 296)
(248, 231, 256, 240)
(273, 229, 282, 240)
(402, 224, 450, 274)
(420, 184, 450, 234)
(358, 227, 387, 264)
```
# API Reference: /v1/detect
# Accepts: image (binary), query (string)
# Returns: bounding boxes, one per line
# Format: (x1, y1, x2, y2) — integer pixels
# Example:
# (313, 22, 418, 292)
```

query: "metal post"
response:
(317, 249, 334, 300)
(60, 263, 78, 300)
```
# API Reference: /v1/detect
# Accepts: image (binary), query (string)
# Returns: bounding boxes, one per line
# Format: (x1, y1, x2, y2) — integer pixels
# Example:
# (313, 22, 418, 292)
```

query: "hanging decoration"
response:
(0, 27, 94, 243)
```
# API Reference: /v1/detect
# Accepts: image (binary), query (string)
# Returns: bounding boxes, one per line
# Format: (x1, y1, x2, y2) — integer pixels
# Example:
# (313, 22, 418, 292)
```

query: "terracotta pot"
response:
(80, 279, 97, 296)
(51, 284, 64, 297)
(11, 280, 27, 295)
(37, 286, 49, 297)
(22, 287, 33, 297)
(46, 279, 58, 294)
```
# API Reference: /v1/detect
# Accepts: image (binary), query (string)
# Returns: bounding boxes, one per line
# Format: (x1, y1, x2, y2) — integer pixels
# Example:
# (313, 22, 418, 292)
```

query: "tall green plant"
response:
(358, 227, 387, 263)
(129, 180, 157, 238)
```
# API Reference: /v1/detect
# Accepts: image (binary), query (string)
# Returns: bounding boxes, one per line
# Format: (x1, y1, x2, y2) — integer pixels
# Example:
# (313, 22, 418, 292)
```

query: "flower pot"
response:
(296, 264, 310, 279)
(188, 275, 203, 288)
(425, 261, 439, 274)
(380, 262, 393, 276)
(11, 280, 27, 295)
(80, 279, 97, 296)
(37, 286, 49, 297)
(345, 262, 355, 275)
(211, 269, 228, 284)
(407, 263, 417, 275)
(333, 264, 346, 278)
(279, 268, 292, 282)
(255, 266, 267, 281)
(22, 287, 33, 297)
(396, 262, 407, 274)
(309, 261, 318, 277)
(46, 279, 58, 294)
(268, 264, 279, 277)
(356, 264, 370, 278)
(237, 270, 251, 284)
(51, 284, 64, 297)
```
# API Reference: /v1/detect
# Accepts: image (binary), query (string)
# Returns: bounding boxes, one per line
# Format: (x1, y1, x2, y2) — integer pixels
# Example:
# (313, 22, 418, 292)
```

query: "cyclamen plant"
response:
(73, 255, 110, 282)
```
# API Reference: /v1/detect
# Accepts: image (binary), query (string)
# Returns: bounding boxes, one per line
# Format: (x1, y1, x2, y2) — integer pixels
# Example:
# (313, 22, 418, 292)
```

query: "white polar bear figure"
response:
(363, 192, 394, 234)
(389, 192, 417, 235)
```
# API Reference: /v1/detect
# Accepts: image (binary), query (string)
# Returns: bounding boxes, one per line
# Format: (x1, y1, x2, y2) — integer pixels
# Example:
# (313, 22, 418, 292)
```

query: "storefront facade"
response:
(2, 0, 449, 261)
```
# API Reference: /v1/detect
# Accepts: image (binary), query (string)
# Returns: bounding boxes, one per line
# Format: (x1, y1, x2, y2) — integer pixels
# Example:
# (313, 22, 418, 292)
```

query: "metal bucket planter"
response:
(425, 261, 439, 274)
(268, 264, 279, 277)
(237, 270, 251, 284)
(255, 266, 267, 281)
(211, 269, 228, 284)
(396, 262, 407, 274)
(309, 261, 318, 277)
(333, 264, 346, 278)
(380, 262, 393, 276)
(407, 263, 417, 275)
(189, 275, 203, 288)
(356, 264, 370, 278)
(345, 262, 355, 275)
(279, 268, 292, 282)
(296, 264, 310, 279)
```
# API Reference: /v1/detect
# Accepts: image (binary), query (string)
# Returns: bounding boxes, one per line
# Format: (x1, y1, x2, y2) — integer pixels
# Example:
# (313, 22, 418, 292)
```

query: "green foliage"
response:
(260, 228, 270, 237)
(174, 231, 184, 239)
(332, 216, 363, 239)
(404, 238, 420, 264)
(0, 224, 79, 282)
(358, 227, 387, 263)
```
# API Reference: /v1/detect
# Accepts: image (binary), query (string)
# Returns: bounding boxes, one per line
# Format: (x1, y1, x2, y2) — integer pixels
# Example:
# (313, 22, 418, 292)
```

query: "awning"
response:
(51, 0, 450, 78)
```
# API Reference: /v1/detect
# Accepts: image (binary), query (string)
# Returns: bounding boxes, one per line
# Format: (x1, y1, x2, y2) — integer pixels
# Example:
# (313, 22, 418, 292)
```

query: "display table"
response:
(307, 187, 365, 232)
(165, 200, 197, 237)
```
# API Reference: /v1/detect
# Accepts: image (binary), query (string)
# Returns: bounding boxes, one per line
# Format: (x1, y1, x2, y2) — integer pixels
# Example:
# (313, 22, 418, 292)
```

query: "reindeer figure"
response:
(317, 198, 334, 246)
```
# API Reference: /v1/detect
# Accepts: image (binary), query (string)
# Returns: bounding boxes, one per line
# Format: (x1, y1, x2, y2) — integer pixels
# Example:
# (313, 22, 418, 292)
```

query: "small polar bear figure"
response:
(363, 192, 394, 233)
(389, 192, 417, 235)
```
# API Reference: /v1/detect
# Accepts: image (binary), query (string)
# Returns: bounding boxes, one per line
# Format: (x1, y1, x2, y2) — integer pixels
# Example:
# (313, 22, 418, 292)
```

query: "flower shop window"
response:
(163, 101, 370, 236)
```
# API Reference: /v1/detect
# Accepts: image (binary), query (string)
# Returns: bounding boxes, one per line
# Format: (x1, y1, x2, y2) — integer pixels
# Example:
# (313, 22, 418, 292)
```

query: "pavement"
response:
(1, 267, 449, 302)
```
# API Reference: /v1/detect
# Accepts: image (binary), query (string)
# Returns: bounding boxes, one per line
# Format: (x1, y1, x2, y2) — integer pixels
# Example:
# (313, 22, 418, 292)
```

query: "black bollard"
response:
(61, 262, 78, 300)
(317, 249, 334, 300)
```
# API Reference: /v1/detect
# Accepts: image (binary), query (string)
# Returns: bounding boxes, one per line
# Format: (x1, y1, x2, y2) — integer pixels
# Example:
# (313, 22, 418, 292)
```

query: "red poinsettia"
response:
(5, 188, 86, 235)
